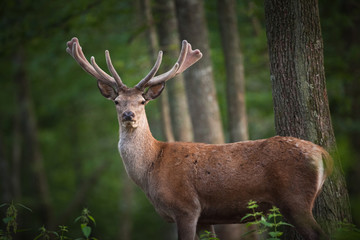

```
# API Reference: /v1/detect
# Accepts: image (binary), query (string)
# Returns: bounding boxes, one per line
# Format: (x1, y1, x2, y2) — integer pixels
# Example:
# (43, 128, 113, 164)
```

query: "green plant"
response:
(33, 225, 72, 240)
(58, 225, 70, 240)
(74, 208, 97, 240)
(0, 201, 32, 240)
(199, 230, 219, 240)
(241, 200, 293, 240)
(332, 220, 360, 240)
(241, 200, 267, 236)
(261, 206, 293, 240)
(34, 226, 59, 240)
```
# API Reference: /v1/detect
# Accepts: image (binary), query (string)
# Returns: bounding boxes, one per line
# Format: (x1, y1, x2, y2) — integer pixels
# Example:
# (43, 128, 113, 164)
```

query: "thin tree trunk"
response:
(265, 0, 352, 238)
(215, 0, 253, 238)
(55, 161, 110, 228)
(247, 0, 262, 37)
(174, 0, 224, 144)
(217, 0, 248, 142)
(141, 0, 174, 142)
(153, 0, 193, 142)
(118, 177, 134, 240)
(13, 48, 54, 226)
(12, 76, 22, 202)
(0, 127, 11, 202)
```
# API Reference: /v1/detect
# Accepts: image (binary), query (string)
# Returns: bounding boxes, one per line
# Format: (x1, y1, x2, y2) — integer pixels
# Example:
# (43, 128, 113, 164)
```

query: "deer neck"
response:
(118, 116, 160, 188)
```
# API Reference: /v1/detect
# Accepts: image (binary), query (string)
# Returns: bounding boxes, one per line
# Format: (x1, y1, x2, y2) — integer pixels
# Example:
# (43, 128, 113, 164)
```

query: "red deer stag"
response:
(66, 37, 332, 240)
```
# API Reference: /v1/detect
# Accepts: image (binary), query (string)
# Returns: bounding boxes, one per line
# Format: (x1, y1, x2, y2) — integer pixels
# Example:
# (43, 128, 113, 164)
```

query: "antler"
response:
(66, 37, 127, 91)
(135, 40, 203, 90)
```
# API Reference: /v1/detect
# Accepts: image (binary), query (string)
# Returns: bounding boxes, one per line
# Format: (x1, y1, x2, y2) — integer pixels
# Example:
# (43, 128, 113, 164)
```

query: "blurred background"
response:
(0, 0, 359, 239)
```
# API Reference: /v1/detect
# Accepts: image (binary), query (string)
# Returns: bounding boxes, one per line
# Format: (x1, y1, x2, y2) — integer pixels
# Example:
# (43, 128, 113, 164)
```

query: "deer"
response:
(66, 37, 333, 240)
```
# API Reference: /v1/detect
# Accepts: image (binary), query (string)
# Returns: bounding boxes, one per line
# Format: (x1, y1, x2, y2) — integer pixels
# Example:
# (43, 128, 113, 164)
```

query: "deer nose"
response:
(122, 111, 135, 121)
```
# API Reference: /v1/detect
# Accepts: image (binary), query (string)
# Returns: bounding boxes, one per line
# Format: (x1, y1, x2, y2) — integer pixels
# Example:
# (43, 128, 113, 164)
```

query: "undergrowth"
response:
(1, 200, 359, 240)
(0, 202, 97, 240)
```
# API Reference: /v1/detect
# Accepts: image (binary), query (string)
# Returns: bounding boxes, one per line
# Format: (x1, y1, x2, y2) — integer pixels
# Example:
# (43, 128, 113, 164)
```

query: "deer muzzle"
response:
(122, 111, 135, 122)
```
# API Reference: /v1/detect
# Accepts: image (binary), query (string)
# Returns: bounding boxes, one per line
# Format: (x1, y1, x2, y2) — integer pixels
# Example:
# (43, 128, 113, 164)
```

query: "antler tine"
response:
(66, 38, 101, 80)
(66, 37, 122, 91)
(90, 56, 118, 90)
(105, 50, 127, 90)
(135, 51, 163, 90)
(144, 40, 203, 87)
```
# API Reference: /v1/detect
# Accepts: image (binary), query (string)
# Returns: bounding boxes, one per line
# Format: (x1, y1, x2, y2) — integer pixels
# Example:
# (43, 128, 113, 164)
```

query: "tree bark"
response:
(247, 0, 262, 37)
(215, 0, 253, 238)
(153, 0, 193, 142)
(174, 0, 224, 144)
(141, 0, 174, 142)
(265, 0, 352, 238)
(13, 48, 54, 227)
(55, 160, 110, 228)
(0, 127, 11, 202)
(217, 0, 248, 142)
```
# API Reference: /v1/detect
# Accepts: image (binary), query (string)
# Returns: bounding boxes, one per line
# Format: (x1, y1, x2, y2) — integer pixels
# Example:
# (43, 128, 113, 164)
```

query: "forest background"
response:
(0, 0, 359, 239)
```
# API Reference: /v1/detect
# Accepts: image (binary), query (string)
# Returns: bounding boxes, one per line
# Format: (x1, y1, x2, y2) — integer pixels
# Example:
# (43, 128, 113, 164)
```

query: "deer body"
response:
(67, 37, 332, 240)
(119, 116, 331, 226)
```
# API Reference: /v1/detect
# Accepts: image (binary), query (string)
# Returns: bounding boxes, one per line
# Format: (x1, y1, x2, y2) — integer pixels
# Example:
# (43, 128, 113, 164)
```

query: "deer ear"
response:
(143, 82, 165, 101)
(97, 80, 118, 100)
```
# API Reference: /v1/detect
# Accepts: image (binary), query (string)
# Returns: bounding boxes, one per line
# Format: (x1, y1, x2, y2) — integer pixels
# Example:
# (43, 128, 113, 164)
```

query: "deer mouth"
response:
(122, 119, 138, 128)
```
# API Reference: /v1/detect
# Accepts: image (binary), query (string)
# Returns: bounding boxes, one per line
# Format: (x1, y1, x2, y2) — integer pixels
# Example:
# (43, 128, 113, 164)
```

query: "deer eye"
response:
(114, 100, 119, 105)
(141, 100, 146, 105)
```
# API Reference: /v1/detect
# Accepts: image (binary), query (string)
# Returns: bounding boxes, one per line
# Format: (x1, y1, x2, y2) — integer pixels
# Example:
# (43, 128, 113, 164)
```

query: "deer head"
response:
(66, 37, 202, 130)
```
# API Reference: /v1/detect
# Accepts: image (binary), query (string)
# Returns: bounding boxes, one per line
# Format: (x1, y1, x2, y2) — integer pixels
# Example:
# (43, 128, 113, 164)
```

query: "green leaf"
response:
(2, 216, 14, 224)
(278, 221, 294, 227)
(16, 203, 32, 212)
(248, 203, 259, 209)
(269, 231, 283, 237)
(81, 225, 91, 238)
(260, 219, 273, 227)
(269, 206, 280, 212)
(74, 216, 82, 223)
(241, 213, 253, 222)
(245, 222, 260, 228)
(268, 213, 281, 219)
(253, 212, 263, 217)
(0, 203, 9, 208)
(33, 235, 42, 240)
(88, 215, 96, 226)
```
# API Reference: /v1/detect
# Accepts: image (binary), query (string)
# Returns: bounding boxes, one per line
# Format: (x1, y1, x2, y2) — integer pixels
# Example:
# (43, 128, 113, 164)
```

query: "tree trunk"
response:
(217, 0, 248, 142)
(13, 48, 54, 227)
(247, 0, 262, 37)
(265, 0, 352, 238)
(141, 0, 174, 142)
(215, 0, 253, 239)
(174, 0, 224, 144)
(55, 161, 110, 228)
(0, 127, 11, 202)
(320, 0, 360, 226)
(153, 0, 193, 142)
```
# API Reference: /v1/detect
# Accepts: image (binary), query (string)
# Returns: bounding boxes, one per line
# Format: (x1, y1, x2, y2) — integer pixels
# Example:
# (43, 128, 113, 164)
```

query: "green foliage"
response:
(0, 202, 32, 239)
(241, 200, 293, 240)
(199, 230, 219, 240)
(0, 204, 97, 240)
(74, 208, 97, 240)
(34, 226, 60, 240)
(332, 221, 360, 240)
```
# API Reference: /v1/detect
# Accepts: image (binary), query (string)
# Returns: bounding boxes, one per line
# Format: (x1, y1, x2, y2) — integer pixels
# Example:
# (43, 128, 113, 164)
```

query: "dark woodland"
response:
(0, 0, 359, 239)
